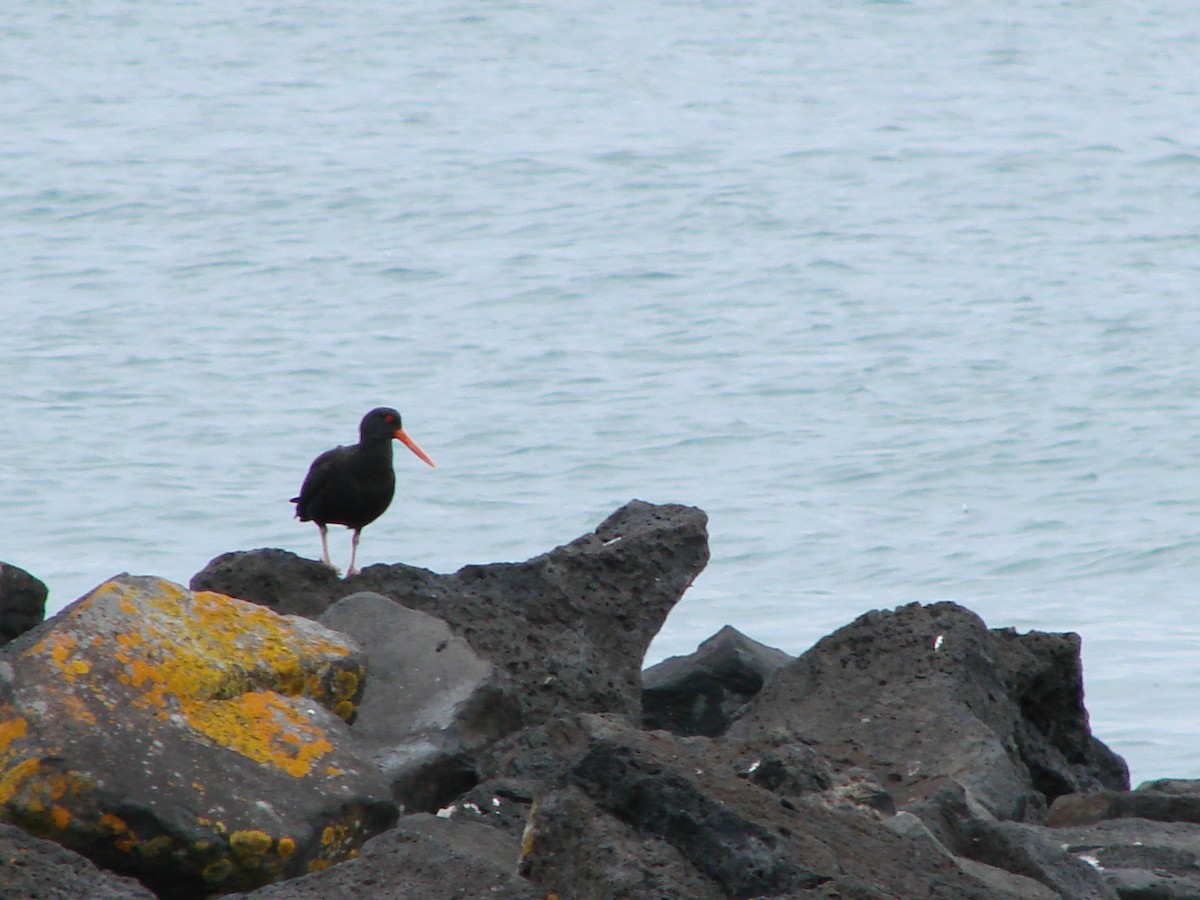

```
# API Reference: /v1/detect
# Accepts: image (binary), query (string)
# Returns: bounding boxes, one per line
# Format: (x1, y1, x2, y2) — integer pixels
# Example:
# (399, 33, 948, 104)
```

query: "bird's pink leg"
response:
(318, 524, 332, 568)
(346, 529, 361, 579)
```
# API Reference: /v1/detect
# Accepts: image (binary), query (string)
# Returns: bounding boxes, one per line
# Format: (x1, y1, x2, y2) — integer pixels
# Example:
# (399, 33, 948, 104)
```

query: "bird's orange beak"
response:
(394, 428, 436, 467)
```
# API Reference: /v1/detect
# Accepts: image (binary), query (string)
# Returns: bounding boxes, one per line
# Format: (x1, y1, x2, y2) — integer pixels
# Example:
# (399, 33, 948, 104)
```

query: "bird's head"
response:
(361, 407, 436, 467)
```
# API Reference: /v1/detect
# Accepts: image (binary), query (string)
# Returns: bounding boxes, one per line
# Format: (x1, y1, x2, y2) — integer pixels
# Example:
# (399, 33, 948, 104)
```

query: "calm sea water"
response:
(3, 1, 1200, 784)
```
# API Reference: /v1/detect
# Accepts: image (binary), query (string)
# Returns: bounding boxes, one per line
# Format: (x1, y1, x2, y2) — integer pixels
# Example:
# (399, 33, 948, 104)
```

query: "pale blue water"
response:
(3, 1, 1200, 785)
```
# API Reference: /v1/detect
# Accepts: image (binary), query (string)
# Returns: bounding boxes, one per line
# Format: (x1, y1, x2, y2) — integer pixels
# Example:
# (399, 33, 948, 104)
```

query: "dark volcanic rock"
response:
(520, 786, 726, 900)
(229, 814, 539, 899)
(884, 812, 1060, 900)
(724, 739, 836, 800)
(2, 508, 1158, 899)
(1138, 777, 1200, 795)
(641, 624, 792, 737)
(193, 500, 710, 726)
(491, 714, 1015, 899)
(907, 783, 1117, 900)
(0, 562, 47, 647)
(190, 549, 340, 618)
(1049, 782, 1200, 827)
(1051, 817, 1200, 899)
(728, 601, 1128, 822)
(0, 823, 157, 899)
(318, 592, 523, 813)
(991, 627, 1129, 799)
(0, 575, 396, 898)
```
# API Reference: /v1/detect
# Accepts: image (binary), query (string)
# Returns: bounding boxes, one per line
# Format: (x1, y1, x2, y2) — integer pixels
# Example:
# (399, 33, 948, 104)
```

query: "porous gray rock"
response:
(228, 814, 539, 899)
(318, 592, 523, 813)
(519, 786, 727, 900)
(194, 500, 710, 726)
(190, 549, 339, 618)
(1051, 817, 1200, 899)
(1049, 782, 1200, 827)
(884, 812, 1059, 900)
(489, 713, 1018, 899)
(641, 624, 792, 736)
(727, 601, 1128, 822)
(991, 627, 1129, 799)
(0, 562, 47, 647)
(0, 823, 157, 900)
(906, 783, 1117, 900)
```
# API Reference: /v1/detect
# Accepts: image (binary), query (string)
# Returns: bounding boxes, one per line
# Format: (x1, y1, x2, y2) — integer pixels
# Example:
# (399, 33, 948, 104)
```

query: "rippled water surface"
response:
(4, 1, 1200, 783)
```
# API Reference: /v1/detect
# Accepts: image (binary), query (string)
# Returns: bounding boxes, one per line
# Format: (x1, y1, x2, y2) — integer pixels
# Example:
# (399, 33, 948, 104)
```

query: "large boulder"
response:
(482, 713, 1019, 898)
(0, 575, 396, 897)
(194, 500, 710, 726)
(728, 602, 1128, 822)
(189, 550, 337, 619)
(317, 593, 523, 813)
(641, 625, 792, 737)
(0, 562, 47, 647)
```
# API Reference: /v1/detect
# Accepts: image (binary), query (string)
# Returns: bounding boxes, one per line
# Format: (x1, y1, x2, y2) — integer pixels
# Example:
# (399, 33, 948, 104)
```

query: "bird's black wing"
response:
(291, 445, 346, 521)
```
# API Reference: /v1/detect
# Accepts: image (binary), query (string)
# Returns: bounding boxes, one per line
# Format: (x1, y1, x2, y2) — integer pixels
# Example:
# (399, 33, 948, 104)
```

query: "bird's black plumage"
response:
(292, 407, 435, 576)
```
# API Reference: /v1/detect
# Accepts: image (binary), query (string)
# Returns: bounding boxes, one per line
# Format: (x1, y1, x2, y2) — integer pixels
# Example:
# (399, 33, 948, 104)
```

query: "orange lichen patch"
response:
(332, 700, 355, 723)
(138, 835, 172, 858)
(229, 829, 273, 859)
(304, 815, 371, 872)
(202, 858, 233, 883)
(28, 632, 89, 682)
(332, 668, 359, 700)
(46, 577, 359, 777)
(58, 694, 96, 726)
(277, 837, 296, 858)
(0, 758, 95, 839)
(99, 813, 129, 835)
(115, 631, 144, 651)
(0, 758, 42, 806)
(186, 691, 334, 778)
(0, 717, 28, 755)
(325, 765, 343, 778)
(197, 817, 227, 835)
(274, 666, 308, 697)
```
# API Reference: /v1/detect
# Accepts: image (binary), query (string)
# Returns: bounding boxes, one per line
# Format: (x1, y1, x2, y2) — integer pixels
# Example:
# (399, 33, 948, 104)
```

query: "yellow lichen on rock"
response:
(202, 858, 233, 883)
(332, 668, 359, 700)
(0, 716, 28, 755)
(31, 632, 89, 683)
(27, 576, 364, 778)
(229, 829, 274, 858)
(0, 574, 388, 894)
(186, 691, 335, 778)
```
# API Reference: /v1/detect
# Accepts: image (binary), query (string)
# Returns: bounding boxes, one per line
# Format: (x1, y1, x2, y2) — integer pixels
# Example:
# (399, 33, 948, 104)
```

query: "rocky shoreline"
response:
(1, 500, 1197, 898)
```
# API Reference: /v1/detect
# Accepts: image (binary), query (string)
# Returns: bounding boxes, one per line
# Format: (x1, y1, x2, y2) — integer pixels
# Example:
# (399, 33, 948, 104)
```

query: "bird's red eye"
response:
(385, 414, 395, 424)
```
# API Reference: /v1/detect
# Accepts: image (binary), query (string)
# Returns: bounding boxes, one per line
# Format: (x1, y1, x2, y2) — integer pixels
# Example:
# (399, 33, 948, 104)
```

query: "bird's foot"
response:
(344, 567, 359, 580)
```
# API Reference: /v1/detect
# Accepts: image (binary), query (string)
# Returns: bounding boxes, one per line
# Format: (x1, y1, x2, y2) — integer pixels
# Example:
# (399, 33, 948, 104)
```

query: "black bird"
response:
(291, 407, 435, 577)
